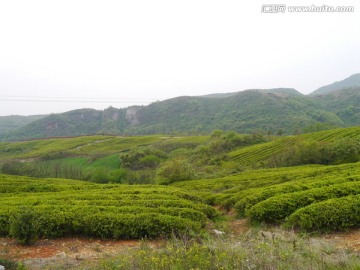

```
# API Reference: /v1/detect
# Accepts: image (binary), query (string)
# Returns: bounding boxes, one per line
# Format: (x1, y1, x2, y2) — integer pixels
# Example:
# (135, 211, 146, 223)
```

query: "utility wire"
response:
(0, 96, 152, 103)
(0, 95, 151, 101)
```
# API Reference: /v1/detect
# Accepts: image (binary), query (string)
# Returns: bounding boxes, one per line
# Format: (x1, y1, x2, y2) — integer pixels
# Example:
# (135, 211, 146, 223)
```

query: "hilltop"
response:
(0, 88, 342, 141)
(2, 73, 360, 141)
(310, 73, 360, 96)
(0, 115, 45, 136)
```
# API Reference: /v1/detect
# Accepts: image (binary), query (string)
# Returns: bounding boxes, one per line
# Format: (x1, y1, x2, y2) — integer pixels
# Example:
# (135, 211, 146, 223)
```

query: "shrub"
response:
(156, 158, 196, 184)
(248, 181, 360, 224)
(9, 206, 38, 245)
(285, 194, 360, 232)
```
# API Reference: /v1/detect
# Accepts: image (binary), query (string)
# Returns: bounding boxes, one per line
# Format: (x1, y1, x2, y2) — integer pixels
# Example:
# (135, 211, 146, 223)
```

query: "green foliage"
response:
(229, 127, 360, 168)
(248, 181, 360, 223)
(285, 194, 360, 232)
(108, 168, 127, 183)
(90, 167, 110, 183)
(9, 206, 38, 245)
(174, 159, 360, 233)
(0, 115, 45, 136)
(0, 257, 18, 270)
(0, 174, 216, 240)
(1, 86, 350, 141)
(234, 173, 357, 217)
(270, 138, 360, 167)
(99, 230, 360, 270)
(156, 158, 196, 184)
(121, 148, 166, 170)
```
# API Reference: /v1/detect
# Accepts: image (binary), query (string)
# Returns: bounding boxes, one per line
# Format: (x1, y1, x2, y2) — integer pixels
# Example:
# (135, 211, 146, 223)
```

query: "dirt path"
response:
(2, 214, 360, 269)
(0, 237, 163, 269)
(75, 138, 113, 151)
(321, 229, 360, 252)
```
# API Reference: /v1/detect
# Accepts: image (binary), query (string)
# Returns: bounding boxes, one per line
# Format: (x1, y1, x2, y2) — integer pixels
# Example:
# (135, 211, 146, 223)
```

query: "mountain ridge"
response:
(310, 73, 360, 96)
(0, 87, 344, 141)
(2, 74, 360, 141)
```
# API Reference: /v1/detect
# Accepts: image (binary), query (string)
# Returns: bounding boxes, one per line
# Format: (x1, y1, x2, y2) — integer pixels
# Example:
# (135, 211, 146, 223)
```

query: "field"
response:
(174, 161, 360, 231)
(2, 128, 360, 268)
(228, 126, 360, 167)
(0, 174, 216, 243)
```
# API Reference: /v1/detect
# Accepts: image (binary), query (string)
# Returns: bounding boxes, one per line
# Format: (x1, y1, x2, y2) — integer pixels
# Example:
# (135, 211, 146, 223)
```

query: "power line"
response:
(0, 95, 149, 102)
(0, 96, 152, 103)
(0, 99, 148, 103)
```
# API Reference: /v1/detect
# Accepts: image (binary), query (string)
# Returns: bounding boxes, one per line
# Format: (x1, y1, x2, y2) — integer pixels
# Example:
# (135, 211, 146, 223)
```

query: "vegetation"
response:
(2, 74, 360, 141)
(0, 115, 45, 135)
(174, 160, 360, 232)
(94, 229, 360, 270)
(314, 86, 360, 126)
(0, 174, 216, 241)
(2, 126, 360, 268)
(285, 194, 360, 232)
(229, 127, 360, 168)
(0, 131, 269, 183)
(310, 73, 360, 96)
(3, 76, 360, 267)
(0, 87, 349, 141)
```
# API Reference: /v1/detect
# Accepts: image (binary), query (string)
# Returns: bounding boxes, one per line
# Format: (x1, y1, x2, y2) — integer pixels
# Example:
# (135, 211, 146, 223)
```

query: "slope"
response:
(310, 73, 360, 96)
(0, 88, 343, 141)
(0, 115, 45, 135)
(312, 86, 360, 126)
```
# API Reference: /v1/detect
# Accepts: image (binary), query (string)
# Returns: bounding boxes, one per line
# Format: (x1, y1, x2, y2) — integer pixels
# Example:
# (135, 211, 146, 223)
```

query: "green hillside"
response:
(3, 74, 360, 141)
(313, 86, 360, 125)
(310, 73, 360, 96)
(2, 127, 360, 184)
(127, 88, 342, 135)
(228, 126, 360, 168)
(2, 127, 360, 241)
(0, 88, 343, 141)
(0, 115, 45, 135)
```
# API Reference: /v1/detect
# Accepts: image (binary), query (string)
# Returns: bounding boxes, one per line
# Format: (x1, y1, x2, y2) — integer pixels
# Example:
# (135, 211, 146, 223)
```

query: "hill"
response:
(0, 115, 45, 135)
(313, 86, 360, 125)
(2, 127, 360, 235)
(2, 129, 360, 269)
(310, 73, 360, 96)
(0, 88, 343, 141)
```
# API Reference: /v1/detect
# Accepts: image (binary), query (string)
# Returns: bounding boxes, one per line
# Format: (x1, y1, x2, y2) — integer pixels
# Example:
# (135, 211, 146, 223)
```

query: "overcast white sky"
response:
(0, 0, 359, 116)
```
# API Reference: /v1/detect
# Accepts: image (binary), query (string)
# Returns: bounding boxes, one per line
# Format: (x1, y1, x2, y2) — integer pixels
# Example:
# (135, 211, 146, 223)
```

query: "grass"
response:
(75, 228, 360, 270)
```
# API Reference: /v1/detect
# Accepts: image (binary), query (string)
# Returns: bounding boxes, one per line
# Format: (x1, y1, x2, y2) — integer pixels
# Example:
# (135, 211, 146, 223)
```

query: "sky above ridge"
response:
(0, 0, 359, 116)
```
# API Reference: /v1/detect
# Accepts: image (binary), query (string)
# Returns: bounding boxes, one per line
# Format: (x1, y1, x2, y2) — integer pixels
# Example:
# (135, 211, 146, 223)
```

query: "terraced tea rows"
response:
(228, 127, 360, 167)
(173, 161, 360, 231)
(0, 135, 164, 161)
(0, 174, 216, 239)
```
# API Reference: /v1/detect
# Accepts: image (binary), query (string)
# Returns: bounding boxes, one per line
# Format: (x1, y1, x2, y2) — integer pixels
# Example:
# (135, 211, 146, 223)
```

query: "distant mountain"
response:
(0, 115, 46, 135)
(313, 86, 360, 126)
(1, 108, 128, 140)
(124, 88, 342, 135)
(4, 72, 360, 142)
(310, 73, 360, 96)
(0, 88, 343, 141)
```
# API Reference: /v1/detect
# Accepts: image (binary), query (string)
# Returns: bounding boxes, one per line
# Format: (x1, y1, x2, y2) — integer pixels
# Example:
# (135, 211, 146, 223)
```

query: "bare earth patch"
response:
(322, 229, 360, 252)
(0, 237, 163, 269)
(2, 222, 360, 269)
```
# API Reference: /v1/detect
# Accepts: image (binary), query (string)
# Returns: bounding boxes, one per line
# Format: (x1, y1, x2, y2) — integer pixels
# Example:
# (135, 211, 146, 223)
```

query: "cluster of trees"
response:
(120, 130, 268, 184)
(270, 138, 360, 167)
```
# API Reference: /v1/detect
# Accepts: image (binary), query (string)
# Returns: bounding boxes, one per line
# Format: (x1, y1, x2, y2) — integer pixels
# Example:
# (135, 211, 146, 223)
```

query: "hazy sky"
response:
(0, 0, 359, 116)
